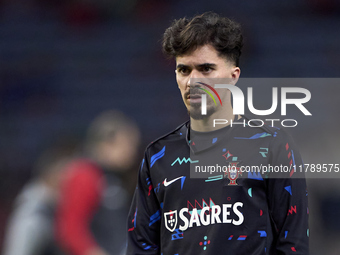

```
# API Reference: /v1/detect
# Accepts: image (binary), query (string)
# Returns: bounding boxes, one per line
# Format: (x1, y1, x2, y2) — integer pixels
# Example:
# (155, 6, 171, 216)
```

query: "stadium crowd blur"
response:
(0, 0, 340, 254)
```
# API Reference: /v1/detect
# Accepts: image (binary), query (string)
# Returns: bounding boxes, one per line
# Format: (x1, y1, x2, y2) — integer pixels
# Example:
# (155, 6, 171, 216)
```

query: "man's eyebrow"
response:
(176, 63, 216, 69)
(176, 64, 189, 69)
(196, 63, 216, 68)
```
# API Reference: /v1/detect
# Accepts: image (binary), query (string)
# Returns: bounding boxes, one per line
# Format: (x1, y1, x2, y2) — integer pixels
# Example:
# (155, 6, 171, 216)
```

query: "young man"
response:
(127, 12, 309, 254)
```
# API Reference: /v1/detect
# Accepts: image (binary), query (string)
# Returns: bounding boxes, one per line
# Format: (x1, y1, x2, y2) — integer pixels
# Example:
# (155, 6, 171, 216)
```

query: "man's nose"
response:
(187, 70, 203, 87)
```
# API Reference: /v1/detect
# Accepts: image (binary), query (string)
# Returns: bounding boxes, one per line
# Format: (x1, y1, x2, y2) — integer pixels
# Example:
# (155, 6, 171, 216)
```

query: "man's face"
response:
(175, 44, 240, 119)
(97, 127, 140, 171)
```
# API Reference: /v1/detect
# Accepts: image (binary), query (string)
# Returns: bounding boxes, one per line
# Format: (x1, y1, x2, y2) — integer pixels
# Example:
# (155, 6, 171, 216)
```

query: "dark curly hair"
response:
(162, 12, 243, 66)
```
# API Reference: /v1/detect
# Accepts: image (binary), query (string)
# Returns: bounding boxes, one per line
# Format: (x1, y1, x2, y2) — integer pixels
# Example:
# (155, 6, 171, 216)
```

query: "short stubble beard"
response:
(188, 103, 216, 120)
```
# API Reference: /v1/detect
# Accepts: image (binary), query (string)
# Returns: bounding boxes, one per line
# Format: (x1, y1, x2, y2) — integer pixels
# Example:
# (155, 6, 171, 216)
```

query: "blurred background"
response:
(0, 0, 339, 254)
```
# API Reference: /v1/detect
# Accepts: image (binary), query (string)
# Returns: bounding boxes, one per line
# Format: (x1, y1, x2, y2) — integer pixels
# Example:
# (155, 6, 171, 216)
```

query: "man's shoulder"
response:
(145, 121, 188, 152)
(231, 115, 296, 144)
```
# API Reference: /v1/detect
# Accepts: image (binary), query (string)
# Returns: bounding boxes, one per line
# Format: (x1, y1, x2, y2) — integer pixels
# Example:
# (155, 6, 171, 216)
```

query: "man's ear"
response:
(230, 67, 241, 85)
(231, 67, 241, 79)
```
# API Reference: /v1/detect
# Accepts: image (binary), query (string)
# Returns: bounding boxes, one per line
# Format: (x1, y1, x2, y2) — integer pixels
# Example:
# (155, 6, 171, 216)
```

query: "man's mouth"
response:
(187, 93, 203, 104)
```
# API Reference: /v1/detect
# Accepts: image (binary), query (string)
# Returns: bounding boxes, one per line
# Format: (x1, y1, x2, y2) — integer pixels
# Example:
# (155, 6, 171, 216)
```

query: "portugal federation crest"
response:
(164, 210, 178, 232)
(225, 162, 242, 185)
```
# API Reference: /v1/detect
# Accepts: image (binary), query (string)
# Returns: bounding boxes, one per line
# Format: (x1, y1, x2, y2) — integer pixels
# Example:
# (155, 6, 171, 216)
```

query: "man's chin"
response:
(189, 111, 205, 120)
(188, 106, 215, 120)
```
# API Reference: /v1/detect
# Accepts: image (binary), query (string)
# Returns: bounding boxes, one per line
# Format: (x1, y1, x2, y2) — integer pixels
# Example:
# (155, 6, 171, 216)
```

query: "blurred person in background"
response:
(56, 110, 140, 255)
(2, 146, 72, 255)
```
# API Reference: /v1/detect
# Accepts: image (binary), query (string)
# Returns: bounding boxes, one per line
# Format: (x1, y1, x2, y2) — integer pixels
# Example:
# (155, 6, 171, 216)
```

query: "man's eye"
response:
(202, 66, 213, 72)
(179, 68, 189, 74)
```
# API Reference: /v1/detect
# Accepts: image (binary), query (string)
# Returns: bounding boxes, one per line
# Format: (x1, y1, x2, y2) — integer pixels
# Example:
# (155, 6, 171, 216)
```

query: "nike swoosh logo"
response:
(164, 176, 185, 187)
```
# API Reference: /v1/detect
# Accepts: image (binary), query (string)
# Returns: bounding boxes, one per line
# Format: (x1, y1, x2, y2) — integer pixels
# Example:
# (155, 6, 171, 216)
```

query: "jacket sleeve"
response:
(56, 162, 103, 255)
(127, 152, 162, 255)
(266, 129, 309, 255)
